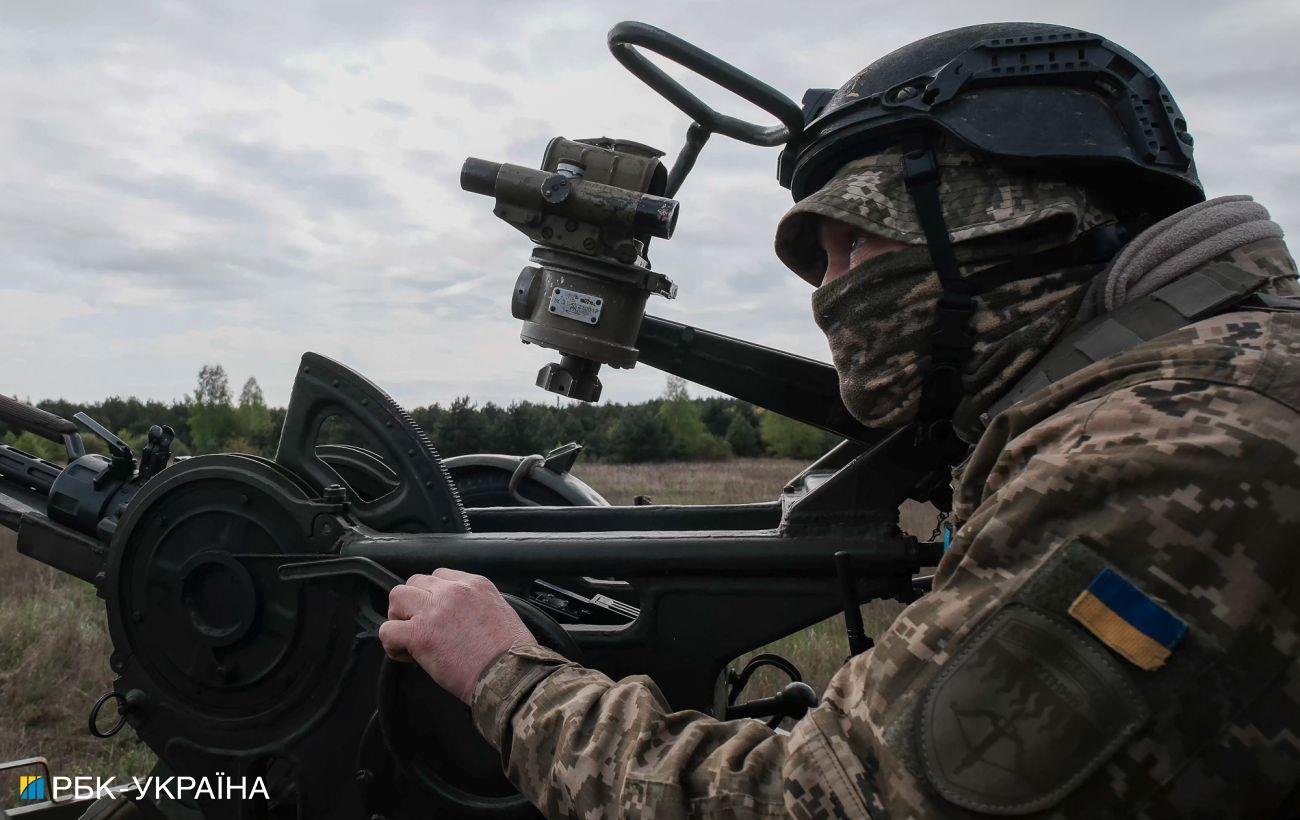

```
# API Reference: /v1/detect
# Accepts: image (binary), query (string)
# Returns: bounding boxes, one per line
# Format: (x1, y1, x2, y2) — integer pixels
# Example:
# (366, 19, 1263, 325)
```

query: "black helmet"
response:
(775, 23, 1203, 444)
(778, 22, 1203, 219)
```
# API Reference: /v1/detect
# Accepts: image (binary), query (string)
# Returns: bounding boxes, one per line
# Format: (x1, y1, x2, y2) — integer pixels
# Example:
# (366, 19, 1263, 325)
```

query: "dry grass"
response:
(574, 458, 806, 505)
(1, 459, 939, 792)
(0, 529, 155, 802)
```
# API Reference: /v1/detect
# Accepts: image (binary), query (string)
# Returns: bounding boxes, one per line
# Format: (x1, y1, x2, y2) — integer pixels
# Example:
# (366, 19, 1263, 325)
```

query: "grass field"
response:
(0, 529, 156, 789)
(575, 459, 808, 505)
(0, 458, 934, 792)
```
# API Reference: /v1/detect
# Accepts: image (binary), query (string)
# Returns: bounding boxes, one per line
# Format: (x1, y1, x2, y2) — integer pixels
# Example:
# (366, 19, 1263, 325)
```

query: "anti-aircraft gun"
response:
(0, 22, 956, 820)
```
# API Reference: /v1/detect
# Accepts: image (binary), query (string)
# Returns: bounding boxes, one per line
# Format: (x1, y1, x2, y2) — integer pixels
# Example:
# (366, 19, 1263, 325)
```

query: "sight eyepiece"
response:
(459, 157, 500, 197)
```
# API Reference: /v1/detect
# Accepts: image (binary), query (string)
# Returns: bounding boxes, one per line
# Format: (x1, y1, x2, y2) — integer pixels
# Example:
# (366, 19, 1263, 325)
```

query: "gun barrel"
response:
(0, 445, 63, 527)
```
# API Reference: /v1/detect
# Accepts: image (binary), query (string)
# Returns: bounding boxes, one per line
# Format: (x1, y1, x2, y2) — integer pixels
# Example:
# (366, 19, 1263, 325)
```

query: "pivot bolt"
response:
(889, 84, 921, 104)
(323, 484, 349, 505)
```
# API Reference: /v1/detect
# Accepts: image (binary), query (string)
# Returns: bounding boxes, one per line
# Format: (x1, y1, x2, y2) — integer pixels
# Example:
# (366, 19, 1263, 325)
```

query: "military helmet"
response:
(774, 22, 1205, 441)
(777, 22, 1204, 219)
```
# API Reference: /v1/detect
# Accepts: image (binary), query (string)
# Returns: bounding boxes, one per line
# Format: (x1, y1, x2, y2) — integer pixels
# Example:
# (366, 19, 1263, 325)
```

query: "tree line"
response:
(3, 365, 839, 464)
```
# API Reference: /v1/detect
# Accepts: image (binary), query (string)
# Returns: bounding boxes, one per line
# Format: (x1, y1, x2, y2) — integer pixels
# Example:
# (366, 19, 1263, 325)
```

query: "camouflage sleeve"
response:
(471, 336, 1300, 818)
(470, 642, 806, 819)
(813, 370, 1300, 816)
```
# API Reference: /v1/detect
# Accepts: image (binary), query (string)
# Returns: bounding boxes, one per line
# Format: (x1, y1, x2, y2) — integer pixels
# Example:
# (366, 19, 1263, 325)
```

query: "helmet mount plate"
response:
(779, 26, 1203, 217)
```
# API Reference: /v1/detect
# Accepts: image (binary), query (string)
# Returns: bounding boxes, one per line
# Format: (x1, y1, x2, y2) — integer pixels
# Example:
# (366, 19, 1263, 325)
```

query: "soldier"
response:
(379, 22, 1300, 818)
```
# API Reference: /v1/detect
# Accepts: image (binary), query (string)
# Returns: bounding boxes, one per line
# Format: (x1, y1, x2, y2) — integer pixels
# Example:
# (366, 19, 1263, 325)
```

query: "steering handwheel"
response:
(608, 21, 804, 148)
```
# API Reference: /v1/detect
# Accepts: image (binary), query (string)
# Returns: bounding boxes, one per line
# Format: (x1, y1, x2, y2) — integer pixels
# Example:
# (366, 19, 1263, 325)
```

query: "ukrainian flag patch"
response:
(1068, 568, 1186, 671)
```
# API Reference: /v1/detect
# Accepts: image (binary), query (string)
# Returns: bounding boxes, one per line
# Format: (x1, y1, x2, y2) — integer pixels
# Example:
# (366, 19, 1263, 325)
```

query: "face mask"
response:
(813, 243, 1100, 438)
(812, 247, 941, 429)
(786, 140, 1115, 439)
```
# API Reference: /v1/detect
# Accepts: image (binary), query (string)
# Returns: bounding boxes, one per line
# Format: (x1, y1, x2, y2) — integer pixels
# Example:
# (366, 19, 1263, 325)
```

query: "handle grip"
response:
(0, 394, 85, 459)
(725, 681, 818, 722)
(0, 394, 76, 443)
(607, 21, 803, 148)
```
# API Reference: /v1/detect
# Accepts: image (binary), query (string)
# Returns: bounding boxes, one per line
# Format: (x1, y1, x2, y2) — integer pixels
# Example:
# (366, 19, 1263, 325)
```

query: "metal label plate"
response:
(548, 287, 602, 325)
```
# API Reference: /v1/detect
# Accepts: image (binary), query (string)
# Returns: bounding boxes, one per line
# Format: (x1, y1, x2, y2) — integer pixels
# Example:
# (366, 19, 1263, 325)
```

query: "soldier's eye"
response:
(848, 232, 909, 268)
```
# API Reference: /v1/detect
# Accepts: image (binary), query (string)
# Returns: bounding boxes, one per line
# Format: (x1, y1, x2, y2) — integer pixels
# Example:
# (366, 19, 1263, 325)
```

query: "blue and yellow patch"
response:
(1068, 568, 1186, 671)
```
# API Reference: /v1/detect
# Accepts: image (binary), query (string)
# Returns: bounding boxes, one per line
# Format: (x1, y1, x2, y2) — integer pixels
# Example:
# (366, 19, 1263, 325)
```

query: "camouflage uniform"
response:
(469, 189, 1300, 814)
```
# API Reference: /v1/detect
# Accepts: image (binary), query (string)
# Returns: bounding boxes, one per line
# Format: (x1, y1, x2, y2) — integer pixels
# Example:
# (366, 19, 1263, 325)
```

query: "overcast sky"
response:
(2, 0, 1297, 410)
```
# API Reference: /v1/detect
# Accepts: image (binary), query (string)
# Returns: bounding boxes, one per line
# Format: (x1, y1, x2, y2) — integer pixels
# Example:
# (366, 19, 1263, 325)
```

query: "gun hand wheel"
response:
(375, 598, 580, 819)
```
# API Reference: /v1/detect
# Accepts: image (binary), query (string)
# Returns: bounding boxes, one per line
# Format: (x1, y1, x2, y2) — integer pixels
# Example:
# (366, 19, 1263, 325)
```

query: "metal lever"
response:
(725, 681, 818, 728)
(279, 556, 404, 635)
(72, 412, 131, 460)
(277, 557, 575, 665)
(665, 122, 711, 198)
(835, 551, 874, 657)
(73, 411, 136, 489)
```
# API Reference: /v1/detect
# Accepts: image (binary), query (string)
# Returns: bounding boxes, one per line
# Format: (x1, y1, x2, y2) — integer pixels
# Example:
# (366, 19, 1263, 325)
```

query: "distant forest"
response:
(3, 365, 839, 464)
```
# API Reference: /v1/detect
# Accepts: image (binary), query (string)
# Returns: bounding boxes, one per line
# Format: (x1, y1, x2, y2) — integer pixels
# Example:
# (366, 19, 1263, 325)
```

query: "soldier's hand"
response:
(379, 569, 537, 704)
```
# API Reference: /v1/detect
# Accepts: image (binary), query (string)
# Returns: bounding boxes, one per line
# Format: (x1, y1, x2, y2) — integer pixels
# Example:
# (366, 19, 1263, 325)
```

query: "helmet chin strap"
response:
(901, 142, 975, 443)
(899, 140, 1132, 446)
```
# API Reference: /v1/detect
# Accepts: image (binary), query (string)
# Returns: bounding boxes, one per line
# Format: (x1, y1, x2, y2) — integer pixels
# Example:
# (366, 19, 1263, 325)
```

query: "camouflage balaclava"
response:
(775, 139, 1117, 440)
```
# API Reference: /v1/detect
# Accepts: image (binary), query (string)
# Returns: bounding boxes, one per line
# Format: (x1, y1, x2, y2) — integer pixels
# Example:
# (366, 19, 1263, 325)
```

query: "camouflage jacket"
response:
(470, 237, 1300, 819)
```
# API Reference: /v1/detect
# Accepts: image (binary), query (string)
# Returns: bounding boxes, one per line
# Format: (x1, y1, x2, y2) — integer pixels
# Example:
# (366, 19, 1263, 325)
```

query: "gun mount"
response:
(0, 21, 959, 820)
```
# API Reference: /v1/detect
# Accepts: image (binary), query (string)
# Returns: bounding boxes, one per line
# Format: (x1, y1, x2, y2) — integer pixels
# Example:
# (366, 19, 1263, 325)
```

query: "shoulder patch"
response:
(1068, 568, 1187, 671)
(918, 605, 1149, 815)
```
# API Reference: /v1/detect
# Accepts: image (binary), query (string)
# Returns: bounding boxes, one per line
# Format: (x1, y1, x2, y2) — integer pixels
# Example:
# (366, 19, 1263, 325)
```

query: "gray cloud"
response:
(1, 0, 1297, 411)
